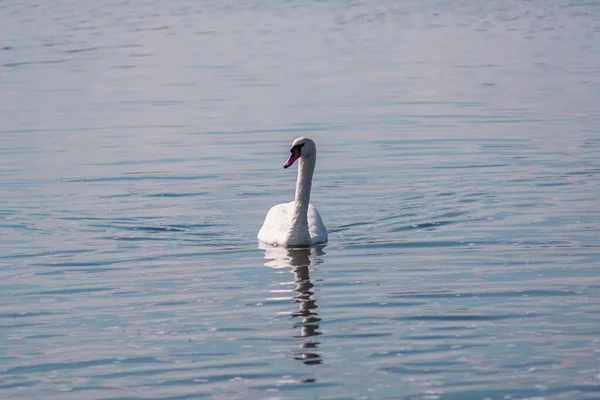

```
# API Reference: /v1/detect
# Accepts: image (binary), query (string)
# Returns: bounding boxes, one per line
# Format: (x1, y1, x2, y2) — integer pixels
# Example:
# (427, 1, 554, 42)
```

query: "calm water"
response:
(2, 0, 600, 399)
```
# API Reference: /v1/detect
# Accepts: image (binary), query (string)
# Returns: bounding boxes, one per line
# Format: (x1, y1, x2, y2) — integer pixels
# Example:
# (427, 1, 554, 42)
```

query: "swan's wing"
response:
(308, 204, 328, 244)
(257, 202, 294, 245)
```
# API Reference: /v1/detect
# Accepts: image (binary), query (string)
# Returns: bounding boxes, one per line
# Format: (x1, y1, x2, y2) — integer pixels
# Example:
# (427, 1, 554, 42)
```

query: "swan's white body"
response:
(258, 201, 327, 246)
(258, 137, 328, 246)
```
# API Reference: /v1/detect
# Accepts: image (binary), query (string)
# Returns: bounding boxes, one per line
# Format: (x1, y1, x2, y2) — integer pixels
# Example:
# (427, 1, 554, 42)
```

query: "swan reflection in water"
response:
(260, 243, 326, 366)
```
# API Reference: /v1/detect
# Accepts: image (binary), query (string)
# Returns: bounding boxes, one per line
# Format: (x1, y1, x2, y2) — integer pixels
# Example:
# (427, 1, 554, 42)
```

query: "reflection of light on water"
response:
(260, 243, 326, 365)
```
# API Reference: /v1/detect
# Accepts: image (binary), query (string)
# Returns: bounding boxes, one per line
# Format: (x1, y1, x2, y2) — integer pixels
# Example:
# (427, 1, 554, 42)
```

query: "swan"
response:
(257, 137, 328, 246)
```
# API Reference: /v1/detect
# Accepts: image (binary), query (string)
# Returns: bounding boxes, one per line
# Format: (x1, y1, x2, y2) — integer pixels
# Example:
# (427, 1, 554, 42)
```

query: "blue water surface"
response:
(1, 0, 600, 399)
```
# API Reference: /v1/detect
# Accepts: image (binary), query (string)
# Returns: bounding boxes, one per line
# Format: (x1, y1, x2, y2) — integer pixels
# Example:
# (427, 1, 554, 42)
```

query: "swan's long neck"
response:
(289, 154, 315, 242)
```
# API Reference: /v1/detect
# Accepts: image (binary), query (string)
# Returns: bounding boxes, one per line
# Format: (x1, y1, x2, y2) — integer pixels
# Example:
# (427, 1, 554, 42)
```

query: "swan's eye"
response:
(290, 143, 305, 154)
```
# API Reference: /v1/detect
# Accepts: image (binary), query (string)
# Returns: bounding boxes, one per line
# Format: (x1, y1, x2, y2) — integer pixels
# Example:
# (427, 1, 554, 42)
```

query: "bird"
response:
(258, 137, 328, 246)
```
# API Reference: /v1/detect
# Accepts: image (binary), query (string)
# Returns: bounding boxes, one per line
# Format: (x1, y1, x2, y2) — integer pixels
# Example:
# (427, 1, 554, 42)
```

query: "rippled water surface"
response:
(2, 0, 600, 399)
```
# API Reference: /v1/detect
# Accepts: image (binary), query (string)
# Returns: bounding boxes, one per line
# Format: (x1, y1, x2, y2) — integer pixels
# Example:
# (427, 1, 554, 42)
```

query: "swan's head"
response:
(283, 137, 316, 169)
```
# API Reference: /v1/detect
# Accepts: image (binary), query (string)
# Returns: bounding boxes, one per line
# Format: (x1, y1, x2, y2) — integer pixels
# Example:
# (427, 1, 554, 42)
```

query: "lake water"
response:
(2, 0, 600, 399)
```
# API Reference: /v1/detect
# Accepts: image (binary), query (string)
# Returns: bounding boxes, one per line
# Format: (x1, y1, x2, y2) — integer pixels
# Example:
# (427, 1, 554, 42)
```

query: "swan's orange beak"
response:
(283, 146, 301, 169)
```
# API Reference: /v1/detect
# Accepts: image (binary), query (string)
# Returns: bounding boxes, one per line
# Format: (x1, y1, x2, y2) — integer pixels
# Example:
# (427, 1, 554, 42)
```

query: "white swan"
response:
(258, 137, 328, 246)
